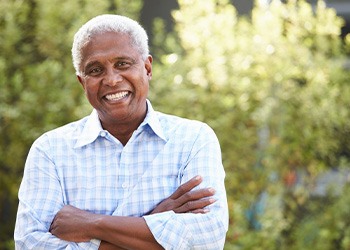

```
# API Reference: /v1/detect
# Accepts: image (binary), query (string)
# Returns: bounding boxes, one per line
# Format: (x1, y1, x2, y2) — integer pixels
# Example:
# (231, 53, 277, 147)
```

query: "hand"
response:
(50, 205, 97, 242)
(150, 175, 216, 214)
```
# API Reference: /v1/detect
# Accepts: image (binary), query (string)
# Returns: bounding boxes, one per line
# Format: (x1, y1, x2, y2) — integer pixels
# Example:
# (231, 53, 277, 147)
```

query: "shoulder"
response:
(32, 115, 89, 148)
(155, 111, 217, 141)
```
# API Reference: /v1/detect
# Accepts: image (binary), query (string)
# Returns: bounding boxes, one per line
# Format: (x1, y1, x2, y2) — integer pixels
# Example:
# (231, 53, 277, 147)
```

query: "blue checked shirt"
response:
(15, 100, 228, 249)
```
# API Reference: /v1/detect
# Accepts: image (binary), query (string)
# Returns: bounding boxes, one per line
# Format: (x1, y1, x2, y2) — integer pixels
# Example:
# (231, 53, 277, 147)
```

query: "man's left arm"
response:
(50, 123, 228, 249)
(50, 175, 216, 249)
(143, 123, 229, 249)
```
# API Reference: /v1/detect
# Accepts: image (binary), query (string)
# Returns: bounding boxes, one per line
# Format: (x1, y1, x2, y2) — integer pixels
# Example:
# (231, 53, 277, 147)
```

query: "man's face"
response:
(77, 32, 152, 128)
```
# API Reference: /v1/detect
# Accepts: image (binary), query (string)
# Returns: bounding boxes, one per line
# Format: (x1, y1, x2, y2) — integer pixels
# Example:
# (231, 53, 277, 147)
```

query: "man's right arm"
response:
(49, 176, 215, 249)
(15, 138, 214, 249)
(14, 137, 101, 249)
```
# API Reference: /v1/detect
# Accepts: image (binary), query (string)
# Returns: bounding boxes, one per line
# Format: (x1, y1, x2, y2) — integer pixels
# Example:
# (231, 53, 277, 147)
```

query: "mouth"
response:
(104, 91, 130, 101)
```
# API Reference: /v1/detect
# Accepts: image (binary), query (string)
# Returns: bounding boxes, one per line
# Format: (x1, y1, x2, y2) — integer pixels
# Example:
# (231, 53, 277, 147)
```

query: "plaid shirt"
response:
(15, 100, 228, 249)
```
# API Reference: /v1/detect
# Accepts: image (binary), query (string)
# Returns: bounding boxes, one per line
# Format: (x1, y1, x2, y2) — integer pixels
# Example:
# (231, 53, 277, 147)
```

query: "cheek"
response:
(84, 84, 100, 101)
(137, 80, 149, 95)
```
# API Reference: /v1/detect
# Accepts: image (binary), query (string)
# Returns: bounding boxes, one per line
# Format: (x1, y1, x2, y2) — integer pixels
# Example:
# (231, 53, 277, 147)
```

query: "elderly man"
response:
(14, 14, 228, 249)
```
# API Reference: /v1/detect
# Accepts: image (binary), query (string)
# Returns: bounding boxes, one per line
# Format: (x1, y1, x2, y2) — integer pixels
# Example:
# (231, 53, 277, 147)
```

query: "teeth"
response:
(105, 91, 129, 101)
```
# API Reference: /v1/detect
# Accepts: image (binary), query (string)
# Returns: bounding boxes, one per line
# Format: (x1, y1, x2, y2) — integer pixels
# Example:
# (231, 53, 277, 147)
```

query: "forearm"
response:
(99, 241, 126, 250)
(144, 208, 227, 249)
(50, 206, 163, 250)
(15, 204, 98, 250)
(50, 174, 217, 250)
(93, 216, 163, 250)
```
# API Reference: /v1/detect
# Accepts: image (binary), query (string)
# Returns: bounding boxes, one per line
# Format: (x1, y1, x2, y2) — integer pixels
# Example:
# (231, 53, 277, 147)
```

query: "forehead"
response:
(81, 32, 140, 64)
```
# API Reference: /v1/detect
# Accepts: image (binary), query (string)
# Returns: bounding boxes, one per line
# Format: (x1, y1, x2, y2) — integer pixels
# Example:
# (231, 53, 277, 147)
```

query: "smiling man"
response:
(77, 31, 151, 145)
(14, 14, 228, 249)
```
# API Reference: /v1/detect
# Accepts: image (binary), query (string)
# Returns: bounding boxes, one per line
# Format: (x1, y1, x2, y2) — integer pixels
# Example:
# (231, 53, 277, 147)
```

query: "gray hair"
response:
(72, 14, 149, 75)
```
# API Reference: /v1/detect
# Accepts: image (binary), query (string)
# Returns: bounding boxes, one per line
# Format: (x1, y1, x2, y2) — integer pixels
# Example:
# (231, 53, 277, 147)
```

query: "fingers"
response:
(149, 176, 217, 215)
(178, 187, 216, 203)
(169, 175, 203, 200)
(174, 197, 216, 213)
(190, 208, 210, 214)
(173, 188, 216, 213)
(173, 186, 216, 207)
(169, 176, 217, 213)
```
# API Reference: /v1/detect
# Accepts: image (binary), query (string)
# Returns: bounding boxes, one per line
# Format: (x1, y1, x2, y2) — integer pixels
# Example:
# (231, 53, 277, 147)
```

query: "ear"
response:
(145, 55, 153, 80)
(77, 75, 85, 89)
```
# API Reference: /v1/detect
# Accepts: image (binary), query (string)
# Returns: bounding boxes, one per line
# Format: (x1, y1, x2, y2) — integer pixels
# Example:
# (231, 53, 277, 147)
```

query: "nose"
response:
(104, 68, 123, 86)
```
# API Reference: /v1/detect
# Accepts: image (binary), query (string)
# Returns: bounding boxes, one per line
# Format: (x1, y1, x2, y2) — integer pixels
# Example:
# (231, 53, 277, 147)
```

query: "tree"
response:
(149, 0, 350, 248)
(0, 1, 142, 248)
(2, 0, 350, 248)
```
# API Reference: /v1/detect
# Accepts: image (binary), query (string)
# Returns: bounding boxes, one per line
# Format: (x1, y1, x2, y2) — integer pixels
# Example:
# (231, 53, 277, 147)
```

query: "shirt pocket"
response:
(117, 167, 180, 217)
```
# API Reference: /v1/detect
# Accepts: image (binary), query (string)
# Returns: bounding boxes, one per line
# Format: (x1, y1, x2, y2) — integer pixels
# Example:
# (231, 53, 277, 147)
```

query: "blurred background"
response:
(1, 0, 350, 249)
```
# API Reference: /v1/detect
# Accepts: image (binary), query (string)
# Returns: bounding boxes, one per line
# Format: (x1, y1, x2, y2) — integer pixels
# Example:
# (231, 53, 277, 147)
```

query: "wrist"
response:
(86, 213, 105, 240)
(77, 208, 103, 242)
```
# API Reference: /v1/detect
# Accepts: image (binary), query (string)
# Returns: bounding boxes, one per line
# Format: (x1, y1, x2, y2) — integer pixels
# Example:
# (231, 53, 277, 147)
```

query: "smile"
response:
(105, 91, 129, 101)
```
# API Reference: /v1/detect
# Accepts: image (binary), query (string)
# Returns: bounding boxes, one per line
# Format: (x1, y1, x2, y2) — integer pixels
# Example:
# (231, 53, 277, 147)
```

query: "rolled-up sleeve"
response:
(14, 135, 100, 250)
(144, 124, 229, 249)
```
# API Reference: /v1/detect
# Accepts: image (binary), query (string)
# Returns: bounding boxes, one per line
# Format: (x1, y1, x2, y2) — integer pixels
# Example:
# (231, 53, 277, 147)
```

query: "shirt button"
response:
(122, 183, 128, 189)
(100, 131, 107, 137)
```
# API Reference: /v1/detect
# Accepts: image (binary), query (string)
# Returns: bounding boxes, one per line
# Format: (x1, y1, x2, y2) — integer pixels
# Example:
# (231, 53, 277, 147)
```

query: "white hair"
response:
(72, 14, 149, 75)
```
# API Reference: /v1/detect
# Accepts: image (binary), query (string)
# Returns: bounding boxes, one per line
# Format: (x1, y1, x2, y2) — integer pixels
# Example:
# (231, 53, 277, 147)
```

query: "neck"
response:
(101, 106, 148, 146)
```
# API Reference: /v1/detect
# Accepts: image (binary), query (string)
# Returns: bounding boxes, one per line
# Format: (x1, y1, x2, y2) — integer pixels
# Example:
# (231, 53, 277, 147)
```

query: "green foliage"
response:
(1, 0, 350, 249)
(0, 1, 142, 248)
(149, 0, 350, 249)
(289, 185, 350, 250)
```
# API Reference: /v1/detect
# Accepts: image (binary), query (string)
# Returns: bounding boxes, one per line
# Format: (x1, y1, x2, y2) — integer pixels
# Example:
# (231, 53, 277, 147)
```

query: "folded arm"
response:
(143, 124, 229, 249)
(50, 124, 228, 249)
(50, 176, 215, 249)
(15, 124, 228, 249)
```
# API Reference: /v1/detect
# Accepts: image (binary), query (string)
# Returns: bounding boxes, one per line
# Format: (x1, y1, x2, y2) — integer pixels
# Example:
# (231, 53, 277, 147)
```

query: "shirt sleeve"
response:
(143, 123, 229, 249)
(14, 135, 101, 250)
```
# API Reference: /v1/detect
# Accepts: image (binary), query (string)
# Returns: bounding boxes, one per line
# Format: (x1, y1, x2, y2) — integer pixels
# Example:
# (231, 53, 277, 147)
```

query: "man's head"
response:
(72, 14, 149, 75)
(72, 15, 153, 138)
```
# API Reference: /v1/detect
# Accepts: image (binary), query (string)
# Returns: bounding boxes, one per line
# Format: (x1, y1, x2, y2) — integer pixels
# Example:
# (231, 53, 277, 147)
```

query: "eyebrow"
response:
(84, 56, 137, 70)
(84, 60, 100, 71)
(114, 56, 137, 64)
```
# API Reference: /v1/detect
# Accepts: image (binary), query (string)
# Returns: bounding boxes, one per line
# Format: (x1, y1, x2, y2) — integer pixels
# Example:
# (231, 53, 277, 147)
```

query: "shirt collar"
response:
(142, 100, 167, 142)
(74, 100, 167, 148)
(74, 109, 104, 148)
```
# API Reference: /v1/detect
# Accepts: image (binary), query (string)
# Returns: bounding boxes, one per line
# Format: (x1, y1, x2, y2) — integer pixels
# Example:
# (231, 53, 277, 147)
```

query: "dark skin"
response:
(50, 175, 216, 249)
(76, 32, 152, 145)
(50, 32, 216, 249)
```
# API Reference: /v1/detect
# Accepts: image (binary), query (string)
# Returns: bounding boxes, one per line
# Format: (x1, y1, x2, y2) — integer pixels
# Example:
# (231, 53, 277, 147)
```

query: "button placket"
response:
(119, 148, 131, 196)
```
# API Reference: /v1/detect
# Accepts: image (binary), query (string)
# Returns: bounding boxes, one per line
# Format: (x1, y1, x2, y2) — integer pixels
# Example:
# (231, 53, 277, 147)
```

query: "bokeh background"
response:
(1, 0, 350, 249)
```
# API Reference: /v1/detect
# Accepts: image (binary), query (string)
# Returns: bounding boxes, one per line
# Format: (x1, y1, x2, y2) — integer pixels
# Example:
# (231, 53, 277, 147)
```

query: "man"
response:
(14, 14, 228, 249)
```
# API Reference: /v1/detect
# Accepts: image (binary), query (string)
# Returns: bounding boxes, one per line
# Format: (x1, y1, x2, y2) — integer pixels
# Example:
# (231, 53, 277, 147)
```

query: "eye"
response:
(116, 61, 131, 69)
(87, 67, 103, 76)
